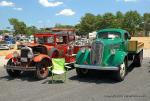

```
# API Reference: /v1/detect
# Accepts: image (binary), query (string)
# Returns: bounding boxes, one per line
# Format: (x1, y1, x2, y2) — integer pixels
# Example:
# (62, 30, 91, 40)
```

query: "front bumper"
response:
(4, 65, 36, 71)
(74, 64, 119, 71)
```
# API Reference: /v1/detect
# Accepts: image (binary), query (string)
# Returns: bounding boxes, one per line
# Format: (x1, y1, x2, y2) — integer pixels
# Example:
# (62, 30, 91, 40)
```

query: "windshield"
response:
(35, 36, 54, 44)
(97, 32, 121, 39)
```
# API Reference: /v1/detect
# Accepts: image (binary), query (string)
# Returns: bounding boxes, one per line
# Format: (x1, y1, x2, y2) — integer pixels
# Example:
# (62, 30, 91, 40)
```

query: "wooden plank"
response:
(128, 41, 144, 53)
(128, 41, 137, 52)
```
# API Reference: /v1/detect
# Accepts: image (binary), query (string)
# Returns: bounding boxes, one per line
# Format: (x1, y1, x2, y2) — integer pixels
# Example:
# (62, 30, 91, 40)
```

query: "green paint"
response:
(76, 28, 131, 68)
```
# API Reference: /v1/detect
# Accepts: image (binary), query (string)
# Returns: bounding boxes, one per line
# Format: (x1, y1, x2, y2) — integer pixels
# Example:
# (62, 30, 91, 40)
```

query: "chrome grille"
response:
(21, 46, 32, 58)
(91, 42, 103, 65)
(21, 48, 29, 57)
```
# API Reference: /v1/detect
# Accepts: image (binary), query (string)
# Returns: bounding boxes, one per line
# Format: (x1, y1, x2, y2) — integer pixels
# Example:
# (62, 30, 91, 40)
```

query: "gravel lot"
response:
(0, 49, 150, 101)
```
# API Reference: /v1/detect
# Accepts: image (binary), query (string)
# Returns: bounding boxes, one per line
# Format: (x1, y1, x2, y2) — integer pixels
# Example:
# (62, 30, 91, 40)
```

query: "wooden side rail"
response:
(128, 41, 144, 53)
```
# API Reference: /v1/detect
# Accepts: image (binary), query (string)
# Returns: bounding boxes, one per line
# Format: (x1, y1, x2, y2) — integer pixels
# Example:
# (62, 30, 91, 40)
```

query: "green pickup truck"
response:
(75, 28, 144, 81)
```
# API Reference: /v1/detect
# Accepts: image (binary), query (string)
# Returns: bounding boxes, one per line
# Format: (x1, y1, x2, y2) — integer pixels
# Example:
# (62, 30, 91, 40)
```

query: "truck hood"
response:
(27, 43, 54, 50)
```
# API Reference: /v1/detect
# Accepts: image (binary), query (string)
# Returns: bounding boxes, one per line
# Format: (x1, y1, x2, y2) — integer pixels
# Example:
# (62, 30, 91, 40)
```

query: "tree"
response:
(123, 11, 142, 36)
(115, 11, 124, 28)
(143, 13, 150, 36)
(101, 13, 116, 28)
(95, 15, 103, 30)
(76, 13, 97, 35)
(0, 30, 10, 34)
(26, 26, 38, 35)
(9, 18, 27, 35)
(55, 24, 74, 28)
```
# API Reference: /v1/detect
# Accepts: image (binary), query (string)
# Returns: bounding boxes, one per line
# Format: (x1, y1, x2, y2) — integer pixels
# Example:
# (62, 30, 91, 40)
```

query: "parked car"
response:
(0, 43, 14, 50)
(0, 36, 16, 50)
(4, 35, 16, 44)
(4, 29, 88, 80)
(75, 28, 144, 81)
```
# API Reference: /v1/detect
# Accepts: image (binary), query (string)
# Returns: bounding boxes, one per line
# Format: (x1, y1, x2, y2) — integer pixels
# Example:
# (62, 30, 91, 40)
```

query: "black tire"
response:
(6, 59, 21, 77)
(114, 61, 127, 82)
(76, 68, 89, 77)
(35, 60, 49, 80)
(133, 50, 143, 67)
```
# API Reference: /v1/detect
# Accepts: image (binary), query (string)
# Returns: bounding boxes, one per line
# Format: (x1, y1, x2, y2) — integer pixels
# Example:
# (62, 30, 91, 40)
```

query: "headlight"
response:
(13, 51, 19, 57)
(111, 49, 116, 55)
(28, 52, 33, 58)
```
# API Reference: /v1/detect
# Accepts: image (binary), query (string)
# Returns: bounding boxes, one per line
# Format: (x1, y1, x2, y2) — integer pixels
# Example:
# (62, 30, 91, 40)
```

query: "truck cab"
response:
(75, 28, 144, 81)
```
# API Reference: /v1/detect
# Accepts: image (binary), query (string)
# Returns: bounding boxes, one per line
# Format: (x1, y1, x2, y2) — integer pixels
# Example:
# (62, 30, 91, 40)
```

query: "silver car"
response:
(0, 44, 14, 50)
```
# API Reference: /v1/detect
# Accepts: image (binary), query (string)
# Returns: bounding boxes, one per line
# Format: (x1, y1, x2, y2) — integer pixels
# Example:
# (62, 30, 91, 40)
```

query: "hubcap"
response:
(39, 67, 48, 76)
(120, 62, 126, 78)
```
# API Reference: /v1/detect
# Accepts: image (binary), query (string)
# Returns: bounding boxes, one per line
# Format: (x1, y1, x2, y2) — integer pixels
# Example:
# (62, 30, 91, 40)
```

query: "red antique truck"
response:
(4, 29, 87, 80)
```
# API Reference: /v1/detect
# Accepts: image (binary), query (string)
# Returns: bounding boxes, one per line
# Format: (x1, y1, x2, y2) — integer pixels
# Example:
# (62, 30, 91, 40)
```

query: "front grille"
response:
(91, 42, 103, 65)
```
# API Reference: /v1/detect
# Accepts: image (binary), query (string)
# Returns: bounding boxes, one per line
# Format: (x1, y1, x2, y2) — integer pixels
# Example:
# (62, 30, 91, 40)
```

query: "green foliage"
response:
(38, 28, 52, 33)
(143, 13, 150, 36)
(7, 11, 150, 36)
(76, 11, 148, 36)
(101, 13, 116, 28)
(0, 30, 10, 34)
(8, 18, 52, 35)
(123, 11, 142, 36)
(115, 11, 124, 28)
(55, 24, 74, 28)
(77, 13, 97, 35)
(9, 18, 27, 35)
(26, 26, 38, 35)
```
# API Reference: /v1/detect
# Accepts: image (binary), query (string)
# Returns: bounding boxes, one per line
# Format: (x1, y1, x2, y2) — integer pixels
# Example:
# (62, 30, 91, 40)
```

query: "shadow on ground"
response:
(0, 57, 150, 83)
(0, 71, 51, 82)
(69, 70, 119, 84)
(69, 62, 147, 84)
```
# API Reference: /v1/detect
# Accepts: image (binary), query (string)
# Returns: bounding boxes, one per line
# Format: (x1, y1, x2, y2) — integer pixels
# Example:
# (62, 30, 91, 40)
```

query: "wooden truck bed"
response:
(128, 41, 144, 53)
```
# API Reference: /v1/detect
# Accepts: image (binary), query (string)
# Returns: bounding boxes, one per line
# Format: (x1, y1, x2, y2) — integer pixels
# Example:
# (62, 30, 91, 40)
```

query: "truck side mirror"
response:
(128, 35, 131, 40)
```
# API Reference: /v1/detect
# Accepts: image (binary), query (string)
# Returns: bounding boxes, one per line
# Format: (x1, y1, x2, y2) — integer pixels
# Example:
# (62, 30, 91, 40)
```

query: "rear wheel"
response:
(35, 60, 49, 80)
(133, 50, 143, 67)
(6, 59, 21, 77)
(76, 68, 89, 77)
(114, 61, 126, 82)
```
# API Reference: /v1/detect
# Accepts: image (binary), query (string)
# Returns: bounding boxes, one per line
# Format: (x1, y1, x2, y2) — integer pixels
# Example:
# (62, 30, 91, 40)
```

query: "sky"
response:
(0, 0, 150, 29)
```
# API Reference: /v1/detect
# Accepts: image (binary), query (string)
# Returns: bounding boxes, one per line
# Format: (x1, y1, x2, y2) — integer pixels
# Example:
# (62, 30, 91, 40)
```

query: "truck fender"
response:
(111, 51, 127, 66)
(76, 49, 90, 64)
(5, 53, 13, 59)
(33, 54, 51, 62)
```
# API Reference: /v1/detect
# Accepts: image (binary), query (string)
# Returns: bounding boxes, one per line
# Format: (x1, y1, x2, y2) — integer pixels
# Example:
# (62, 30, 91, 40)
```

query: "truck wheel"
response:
(114, 61, 126, 82)
(133, 50, 143, 67)
(35, 60, 49, 80)
(76, 68, 89, 77)
(6, 59, 21, 77)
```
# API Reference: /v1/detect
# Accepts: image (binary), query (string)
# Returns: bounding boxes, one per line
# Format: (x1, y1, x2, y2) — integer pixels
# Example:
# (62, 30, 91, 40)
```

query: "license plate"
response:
(21, 58, 28, 62)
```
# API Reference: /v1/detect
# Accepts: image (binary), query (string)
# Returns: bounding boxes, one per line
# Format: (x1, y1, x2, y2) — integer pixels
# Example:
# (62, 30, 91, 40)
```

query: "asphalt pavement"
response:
(0, 49, 150, 101)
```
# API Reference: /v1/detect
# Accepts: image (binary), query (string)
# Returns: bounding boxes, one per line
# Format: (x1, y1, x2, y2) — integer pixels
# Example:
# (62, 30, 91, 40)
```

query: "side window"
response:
(124, 33, 129, 40)
(56, 36, 64, 44)
(47, 37, 54, 44)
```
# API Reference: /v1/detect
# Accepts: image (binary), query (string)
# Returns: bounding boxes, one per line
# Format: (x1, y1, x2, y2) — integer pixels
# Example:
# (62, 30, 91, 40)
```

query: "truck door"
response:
(124, 33, 130, 52)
